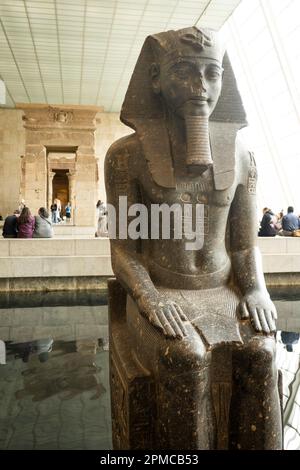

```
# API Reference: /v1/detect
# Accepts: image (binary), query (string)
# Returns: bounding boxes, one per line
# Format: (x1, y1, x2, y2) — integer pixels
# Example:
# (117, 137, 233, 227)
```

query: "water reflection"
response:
(7, 337, 54, 363)
(280, 332, 300, 353)
(276, 330, 300, 450)
(0, 290, 300, 450)
(0, 291, 111, 450)
(269, 286, 300, 300)
(0, 289, 108, 309)
(13, 339, 105, 402)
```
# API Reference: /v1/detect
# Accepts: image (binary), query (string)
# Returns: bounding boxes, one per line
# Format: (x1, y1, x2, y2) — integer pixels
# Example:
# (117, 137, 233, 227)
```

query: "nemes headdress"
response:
(121, 26, 247, 189)
(151, 27, 225, 66)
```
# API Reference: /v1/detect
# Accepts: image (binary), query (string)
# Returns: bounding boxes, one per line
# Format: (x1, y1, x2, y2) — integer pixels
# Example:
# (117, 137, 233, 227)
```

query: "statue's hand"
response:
(137, 294, 188, 339)
(239, 289, 277, 334)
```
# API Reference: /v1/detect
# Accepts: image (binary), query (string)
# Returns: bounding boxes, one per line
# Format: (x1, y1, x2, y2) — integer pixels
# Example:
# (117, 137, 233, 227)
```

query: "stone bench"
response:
(1, 236, 298, 271)
(0, 237, 110, 257)
(258, 237, 300, 273)
(0, 238, 113, 283)
(53, 224, 96, 237)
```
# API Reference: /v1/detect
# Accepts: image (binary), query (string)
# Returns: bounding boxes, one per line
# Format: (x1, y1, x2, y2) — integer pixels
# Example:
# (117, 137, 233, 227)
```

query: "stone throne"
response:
(105, 27, 283, 450)
(108, 278, 283, 450)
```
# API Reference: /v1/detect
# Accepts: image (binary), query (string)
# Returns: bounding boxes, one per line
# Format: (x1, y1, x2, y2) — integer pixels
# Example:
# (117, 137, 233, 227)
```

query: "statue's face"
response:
(157, 57, 223, 118)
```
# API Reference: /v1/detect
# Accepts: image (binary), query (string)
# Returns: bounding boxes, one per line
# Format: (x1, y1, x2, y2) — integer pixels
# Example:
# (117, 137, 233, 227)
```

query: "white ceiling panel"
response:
(0, 0, 241, 111)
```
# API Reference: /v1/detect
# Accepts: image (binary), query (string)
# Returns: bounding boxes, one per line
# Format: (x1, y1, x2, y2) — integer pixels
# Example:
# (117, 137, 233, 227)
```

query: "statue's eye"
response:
(206, 67, 222, 81)
(173, 64, 193, 79)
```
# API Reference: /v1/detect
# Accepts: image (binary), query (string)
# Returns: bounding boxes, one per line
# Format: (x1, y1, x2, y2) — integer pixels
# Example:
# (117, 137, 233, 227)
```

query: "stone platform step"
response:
(0, 238, 113, 280)
(53, 225, 96, 238)
(0, 237, 110, 257)
(0, 254, 113, 278)
(0, 237, 300, 291)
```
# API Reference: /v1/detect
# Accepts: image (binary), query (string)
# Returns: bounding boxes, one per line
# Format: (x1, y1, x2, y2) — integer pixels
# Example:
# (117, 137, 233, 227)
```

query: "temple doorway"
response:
(52, 170, 69, 217)
(19, 104, 100, 226)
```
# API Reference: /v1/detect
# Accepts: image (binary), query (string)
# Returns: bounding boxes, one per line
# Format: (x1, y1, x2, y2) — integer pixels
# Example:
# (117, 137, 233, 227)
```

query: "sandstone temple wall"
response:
(0, 109, 25, 218)
(0, 108, 132, 223)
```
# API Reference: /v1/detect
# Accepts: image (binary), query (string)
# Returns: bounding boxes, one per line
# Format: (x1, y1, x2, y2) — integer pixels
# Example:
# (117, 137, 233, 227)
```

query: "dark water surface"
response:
(0, 289, 300, 450)
(0, 290, 111, 450)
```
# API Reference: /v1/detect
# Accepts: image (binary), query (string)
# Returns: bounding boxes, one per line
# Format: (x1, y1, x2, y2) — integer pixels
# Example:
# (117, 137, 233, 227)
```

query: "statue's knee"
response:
(158, 333, 208, 374)
(238, 337, 277, 386)
(251, 338, 275, 366)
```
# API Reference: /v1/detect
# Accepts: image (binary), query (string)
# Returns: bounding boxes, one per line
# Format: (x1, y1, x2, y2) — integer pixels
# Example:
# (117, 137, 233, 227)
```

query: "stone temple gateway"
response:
(18, 104, 102, 226)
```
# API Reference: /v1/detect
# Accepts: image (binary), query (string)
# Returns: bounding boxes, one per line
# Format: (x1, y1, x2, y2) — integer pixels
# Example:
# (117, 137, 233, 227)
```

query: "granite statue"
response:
(105, 26, 283, 449)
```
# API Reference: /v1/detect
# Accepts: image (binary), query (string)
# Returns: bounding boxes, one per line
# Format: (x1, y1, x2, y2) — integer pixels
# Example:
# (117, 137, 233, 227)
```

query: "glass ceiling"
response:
(222, 0, 300, 216)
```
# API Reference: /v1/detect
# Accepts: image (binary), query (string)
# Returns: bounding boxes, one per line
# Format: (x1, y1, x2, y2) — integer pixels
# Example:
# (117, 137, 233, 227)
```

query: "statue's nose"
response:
(193, 73, 207, 93)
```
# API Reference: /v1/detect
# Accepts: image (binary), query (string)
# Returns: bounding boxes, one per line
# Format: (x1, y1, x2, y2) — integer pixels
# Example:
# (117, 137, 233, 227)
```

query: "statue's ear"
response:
(150, 63, 160, 94)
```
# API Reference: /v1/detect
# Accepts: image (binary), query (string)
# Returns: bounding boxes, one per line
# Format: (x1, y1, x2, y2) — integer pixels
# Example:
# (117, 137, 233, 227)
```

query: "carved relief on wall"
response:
(48, 107, 74, 124)
(19, 154, 26, 203)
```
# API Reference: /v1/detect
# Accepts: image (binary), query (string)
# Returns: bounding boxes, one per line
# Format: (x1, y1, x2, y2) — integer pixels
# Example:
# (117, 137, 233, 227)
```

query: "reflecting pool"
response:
(0, 290, 111, 450)
(272, 289, 300, 450)
(0, 289, 299, 450)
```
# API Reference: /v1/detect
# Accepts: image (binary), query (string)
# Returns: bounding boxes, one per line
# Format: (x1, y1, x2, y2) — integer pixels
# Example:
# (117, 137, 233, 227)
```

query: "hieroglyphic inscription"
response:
(247, 151, 257, 195)
(115, 154, 129, 197)
(182, 204, 209, 236)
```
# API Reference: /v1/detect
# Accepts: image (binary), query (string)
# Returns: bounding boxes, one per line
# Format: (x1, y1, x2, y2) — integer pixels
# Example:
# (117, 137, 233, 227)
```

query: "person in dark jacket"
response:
(280, 206, 300, 236)
(50, 202, 58, 223)
(258, 207, 277, 237)
(2, 210, 20, 238)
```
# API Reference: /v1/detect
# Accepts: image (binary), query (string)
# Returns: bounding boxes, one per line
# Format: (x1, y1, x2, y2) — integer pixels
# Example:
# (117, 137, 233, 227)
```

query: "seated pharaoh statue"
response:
(105, 27, 283, 450)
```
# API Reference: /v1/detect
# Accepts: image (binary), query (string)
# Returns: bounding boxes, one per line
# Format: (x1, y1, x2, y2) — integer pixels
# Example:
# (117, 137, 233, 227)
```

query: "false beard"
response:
(185, 115, 213, 173)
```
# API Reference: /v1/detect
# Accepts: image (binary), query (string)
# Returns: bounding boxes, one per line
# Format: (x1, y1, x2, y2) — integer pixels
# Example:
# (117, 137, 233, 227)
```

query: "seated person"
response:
(280, 331, 300, 352)
(280, 206, 300, 236)
(2, 210, 20, 238)
(275, 210, 284, 231)
(17, 207, 35, 238)
(33, 207, 54, 238)
(258, 207, 277, 237)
